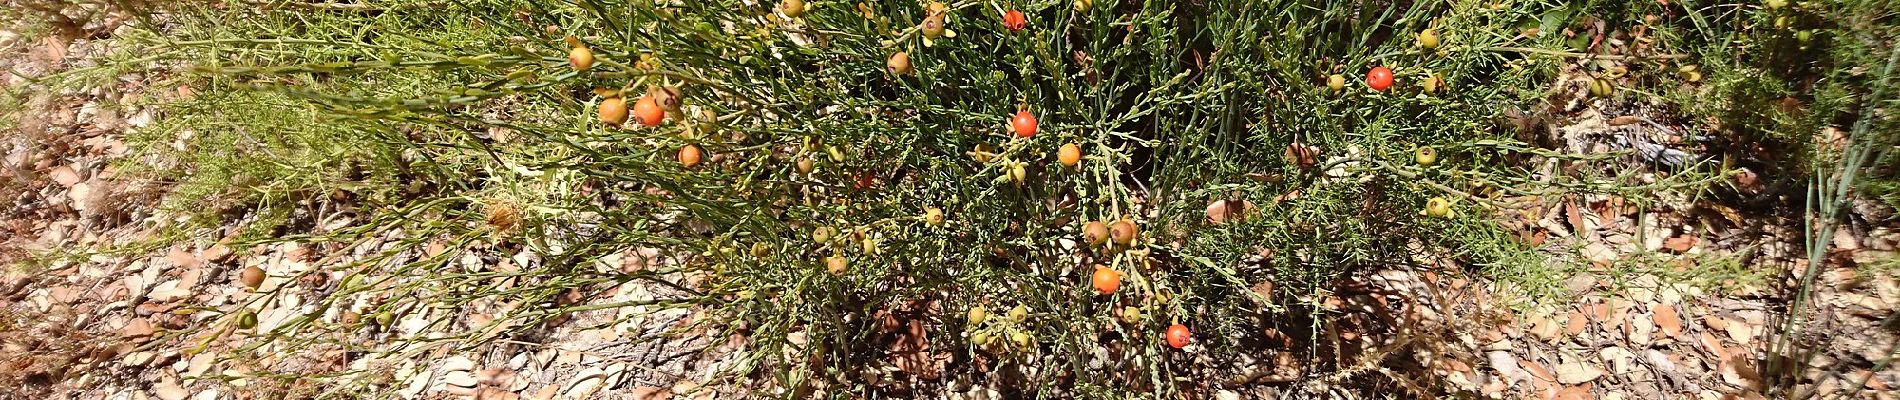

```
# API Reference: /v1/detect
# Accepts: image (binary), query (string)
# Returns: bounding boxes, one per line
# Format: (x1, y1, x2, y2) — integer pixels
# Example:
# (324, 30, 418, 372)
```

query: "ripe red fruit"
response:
(1002, 9, 1027, 32)
(1091, 266, 1121, 295)
(1166, 324, 1192, 348)
(633, 96, 665, 126)
(1366, 66, 1394, 92)
(1011, 110, 1038, 138)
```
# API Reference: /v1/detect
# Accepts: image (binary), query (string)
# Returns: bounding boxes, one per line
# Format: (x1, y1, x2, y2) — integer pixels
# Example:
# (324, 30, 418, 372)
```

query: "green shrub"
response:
(76, 0, 1895, 397)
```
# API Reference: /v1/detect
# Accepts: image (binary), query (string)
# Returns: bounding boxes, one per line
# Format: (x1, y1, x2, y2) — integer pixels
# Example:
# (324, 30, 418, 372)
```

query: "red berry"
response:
(1366, 66, 1394, 92)
(1166, 324, 1192, 348)
(1002, 9, 1027, 32)
(1011, 110, 1038, 138)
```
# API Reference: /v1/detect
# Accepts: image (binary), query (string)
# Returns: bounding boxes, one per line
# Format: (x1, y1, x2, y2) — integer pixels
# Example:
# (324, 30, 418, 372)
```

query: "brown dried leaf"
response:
(1663, 235, 1697, 253)
(1719, 353, 1762, 390)
(1554, 382, 1596, 400)
(120, 318, 155, 339)
(1653, 305, 1682, 338)
(1705, 315, 1731, 330)
(1271, 189, 1302, 204)
(1700, 331, 1729, 359)
(628, 386, 673, 400)
(474, 387, 520, 400)
(49, 165, 81, 187)
(165, 249, 202, 270)
(1554, 362, 1604, 384)
(1520, 359, 1557, 386)
(1566, 310, 1590, 337)
(1566, 199, 1585, 235)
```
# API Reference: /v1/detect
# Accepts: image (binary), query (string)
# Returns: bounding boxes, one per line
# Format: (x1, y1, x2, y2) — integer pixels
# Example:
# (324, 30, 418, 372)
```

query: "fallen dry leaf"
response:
(1663, 235, 1697, 253)
(1719, 353, 1763, 390)
(1554, 362, 1605, 384)
(121, 318, 155, 339)
(1520, 359, 1557, 387)
(166, 249, 202, 269)
(1654, 304, 1682, 338)
(1628, 311, 1655, 347)
(1554, 382, 1596, 400)
(49, 165, 81, 186)
(1490, 351, 1529, 386)
(1598, 347, 1637, 376)
(152, 376, 188, 400)
(1566, 199, 1586, 235)
(1566, 309, 1590, 337)
(1724, 320, 1756, 344)
(1705, 315, 1731, 331)
(629, 386, 673, 400)
(532, 385, 558, 400)
(1530, 312, 1564, 342)
(1699, 331, 1730, 359)
(474, 387, 519, 400)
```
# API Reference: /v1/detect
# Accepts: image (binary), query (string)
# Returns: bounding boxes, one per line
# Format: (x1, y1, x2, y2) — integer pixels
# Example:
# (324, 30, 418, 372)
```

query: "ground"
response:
(2, 1, 1898, 400)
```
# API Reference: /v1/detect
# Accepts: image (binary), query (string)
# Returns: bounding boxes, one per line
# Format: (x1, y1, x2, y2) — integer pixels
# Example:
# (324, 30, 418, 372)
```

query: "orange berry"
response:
(1165, 324, 1192, 348)
(1091, 266, 1121, 295)
(597, 97, 628, 126)
(1057, 143, 1081, 167)
(568, 46, 594, 71)
(888, 52, 913, 76)
(1002, 9, 1027, 32)
(679, 144, 703, 168)
(633, 95, 665, 126)
(825, 256, 847, 275)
